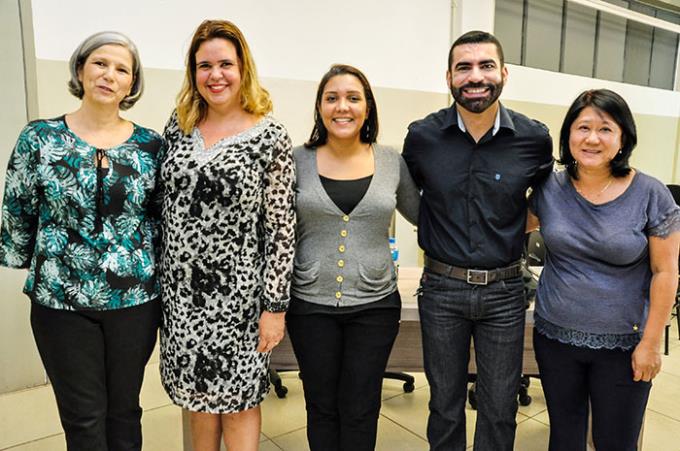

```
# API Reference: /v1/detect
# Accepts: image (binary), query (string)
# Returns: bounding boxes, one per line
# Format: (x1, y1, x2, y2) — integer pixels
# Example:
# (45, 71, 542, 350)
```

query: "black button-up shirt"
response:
(403, 103, 553, 269)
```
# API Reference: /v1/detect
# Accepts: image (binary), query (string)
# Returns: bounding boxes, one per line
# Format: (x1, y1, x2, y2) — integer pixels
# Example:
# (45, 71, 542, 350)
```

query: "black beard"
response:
(450, 81, 504, 113)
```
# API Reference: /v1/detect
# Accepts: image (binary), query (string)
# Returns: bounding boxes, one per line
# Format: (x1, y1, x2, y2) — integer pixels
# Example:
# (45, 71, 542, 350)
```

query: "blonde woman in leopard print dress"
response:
(158, 20, 295, 451)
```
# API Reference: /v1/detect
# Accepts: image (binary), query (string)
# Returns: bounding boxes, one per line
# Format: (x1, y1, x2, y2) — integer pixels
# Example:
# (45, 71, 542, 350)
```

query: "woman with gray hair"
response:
(0, 31, 163, 451)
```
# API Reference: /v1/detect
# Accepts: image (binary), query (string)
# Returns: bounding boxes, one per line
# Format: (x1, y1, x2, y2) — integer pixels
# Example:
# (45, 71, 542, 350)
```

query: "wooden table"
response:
(271, 266, 539, 375)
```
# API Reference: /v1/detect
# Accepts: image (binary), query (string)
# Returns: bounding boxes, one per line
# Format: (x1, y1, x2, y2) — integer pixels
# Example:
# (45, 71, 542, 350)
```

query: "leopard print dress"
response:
(159, 112, 295, 413)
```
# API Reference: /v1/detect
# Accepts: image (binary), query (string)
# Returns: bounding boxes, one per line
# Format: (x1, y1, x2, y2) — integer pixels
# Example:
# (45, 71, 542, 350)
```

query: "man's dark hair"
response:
(448, 30, 505, 70)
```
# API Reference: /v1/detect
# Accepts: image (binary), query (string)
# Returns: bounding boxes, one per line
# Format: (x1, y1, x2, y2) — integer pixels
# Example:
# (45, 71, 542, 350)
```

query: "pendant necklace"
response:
(576, 176, 613, 198)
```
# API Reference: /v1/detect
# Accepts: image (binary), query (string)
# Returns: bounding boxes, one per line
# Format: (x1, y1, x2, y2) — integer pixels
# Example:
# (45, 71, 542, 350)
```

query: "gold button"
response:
(340, 230, 348, 237)
(342, 215, 350, 222)
(335, 291, 342, 299)
(633, 324, 639, 331)
(336, 275, 344, 283)
(338, 245, 345, 253)
(338, 259, 345, 268)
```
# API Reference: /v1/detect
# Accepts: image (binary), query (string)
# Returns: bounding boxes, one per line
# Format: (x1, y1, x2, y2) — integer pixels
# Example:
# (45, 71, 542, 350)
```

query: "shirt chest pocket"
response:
(476, 169, 529, 221)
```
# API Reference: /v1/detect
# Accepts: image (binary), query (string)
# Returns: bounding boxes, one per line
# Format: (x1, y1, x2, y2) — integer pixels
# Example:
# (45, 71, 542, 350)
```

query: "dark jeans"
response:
(286, 306, 400, 451)
(30, 299, 160, 451)
(534, 331, 650, 451)
(418, 270, 526, 451)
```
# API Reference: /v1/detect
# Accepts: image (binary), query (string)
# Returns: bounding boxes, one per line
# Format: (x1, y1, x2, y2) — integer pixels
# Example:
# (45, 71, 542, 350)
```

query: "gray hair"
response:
(68, 31, 144, 110)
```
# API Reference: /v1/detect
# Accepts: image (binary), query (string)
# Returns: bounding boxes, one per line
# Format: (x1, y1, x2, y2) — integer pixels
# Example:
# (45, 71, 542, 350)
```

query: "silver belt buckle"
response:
(467, 269, 489, 285)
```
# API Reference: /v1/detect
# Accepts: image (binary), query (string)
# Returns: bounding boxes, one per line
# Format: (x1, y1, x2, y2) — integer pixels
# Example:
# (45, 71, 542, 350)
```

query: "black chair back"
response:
(667, 184, 680, 206)
(526, 230, 545, 267)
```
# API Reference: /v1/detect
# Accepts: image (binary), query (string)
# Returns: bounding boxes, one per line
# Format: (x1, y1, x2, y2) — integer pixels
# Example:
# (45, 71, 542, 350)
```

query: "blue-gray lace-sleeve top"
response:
(529, 170, 680, 350)
(0, 116, 164, 310)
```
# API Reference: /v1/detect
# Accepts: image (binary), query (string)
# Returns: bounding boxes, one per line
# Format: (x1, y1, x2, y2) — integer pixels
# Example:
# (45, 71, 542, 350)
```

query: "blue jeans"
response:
(418, 269, 526, 451)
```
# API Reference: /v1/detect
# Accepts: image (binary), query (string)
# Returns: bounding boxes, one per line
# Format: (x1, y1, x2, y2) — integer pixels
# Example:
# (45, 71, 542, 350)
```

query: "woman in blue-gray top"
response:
(286, 64, 420, 451)
(527, 89, 680, 451)
(0, 32, 163, 451)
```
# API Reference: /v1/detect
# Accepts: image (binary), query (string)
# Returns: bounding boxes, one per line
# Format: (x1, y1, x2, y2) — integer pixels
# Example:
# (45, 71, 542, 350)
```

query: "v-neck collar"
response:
(309, 145, 379, 216)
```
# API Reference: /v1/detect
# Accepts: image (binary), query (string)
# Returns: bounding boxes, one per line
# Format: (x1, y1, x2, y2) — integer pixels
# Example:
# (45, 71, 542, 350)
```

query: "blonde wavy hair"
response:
(176, 20, 273, 134)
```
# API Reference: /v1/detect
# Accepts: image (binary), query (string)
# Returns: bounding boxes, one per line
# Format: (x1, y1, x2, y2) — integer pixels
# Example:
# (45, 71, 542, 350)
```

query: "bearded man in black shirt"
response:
(402, 30, 553, 451)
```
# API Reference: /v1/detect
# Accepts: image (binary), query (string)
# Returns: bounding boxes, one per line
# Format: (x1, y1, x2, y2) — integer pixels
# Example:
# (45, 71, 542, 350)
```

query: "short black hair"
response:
(305, 64, 379, 148)
(559, 89, 636, 179)
(448, 30, 505, 70)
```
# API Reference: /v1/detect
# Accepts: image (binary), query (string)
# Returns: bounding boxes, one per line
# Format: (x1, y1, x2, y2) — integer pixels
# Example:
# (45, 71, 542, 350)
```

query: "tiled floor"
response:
(2, 320, 680, 451)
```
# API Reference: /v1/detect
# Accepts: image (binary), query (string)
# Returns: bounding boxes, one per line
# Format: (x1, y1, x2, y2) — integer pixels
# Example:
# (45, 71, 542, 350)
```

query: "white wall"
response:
(31, 0, 452, 93)
(505, 64, 680, 117)
(0, 0, 47, 394)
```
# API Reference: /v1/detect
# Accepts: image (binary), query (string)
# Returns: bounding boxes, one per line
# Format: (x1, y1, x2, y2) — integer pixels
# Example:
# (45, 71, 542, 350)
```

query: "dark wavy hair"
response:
(559, 89, 636, 179)
(305, 64, 379, 148)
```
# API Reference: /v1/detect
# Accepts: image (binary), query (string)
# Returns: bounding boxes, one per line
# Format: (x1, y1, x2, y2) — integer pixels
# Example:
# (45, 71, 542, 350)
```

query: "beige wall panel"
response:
(503, 99, 565, 159)
(631, 115, 679, 184)
(36, 61, 183, 133)
(0, 0, 46, 394)
(674, 119, 680, 183)
(504, 99, 680, 184)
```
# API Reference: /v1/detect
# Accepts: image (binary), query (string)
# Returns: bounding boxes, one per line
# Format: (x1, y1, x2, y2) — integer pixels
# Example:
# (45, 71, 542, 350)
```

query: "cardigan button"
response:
(340, 230, 348, 237)
(335, 291, 342, 299)
(336, 275, 344, 283)
(338, 245, 345, 253)
(337, 260, 345, 268)
(342, 215, 350, 222)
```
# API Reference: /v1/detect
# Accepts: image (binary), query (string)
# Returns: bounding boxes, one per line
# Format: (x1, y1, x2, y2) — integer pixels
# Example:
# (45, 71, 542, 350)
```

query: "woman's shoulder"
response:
(292, 145, 315, 168)
(373, 144, 399, 157)
(22, 116, 66, 136)
(631, 170, 668, 192)
(541, 169, 569, 190)
(162, 109, 186, 142)
(260, 115, 289, 138)
(373, 144, 404, 168)
(131, 122, 163, 143)
(14, 116, 68, 151)
(531, 169, 570, 204)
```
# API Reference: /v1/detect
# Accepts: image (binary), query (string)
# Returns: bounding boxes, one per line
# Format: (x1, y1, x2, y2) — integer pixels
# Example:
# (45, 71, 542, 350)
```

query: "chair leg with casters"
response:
(467, 374, 533, 410)
(383, 371, 415, 393)
(518, 375, 532, 406)
(269, 368, 288, 399)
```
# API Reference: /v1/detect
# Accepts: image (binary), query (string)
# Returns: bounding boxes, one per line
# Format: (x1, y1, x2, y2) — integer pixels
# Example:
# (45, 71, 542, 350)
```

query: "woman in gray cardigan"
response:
(286, 64, 419, 451)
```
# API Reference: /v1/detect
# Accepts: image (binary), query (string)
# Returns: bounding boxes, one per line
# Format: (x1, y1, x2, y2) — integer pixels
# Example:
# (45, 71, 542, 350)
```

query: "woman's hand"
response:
(631, 341, 662, 382)
(257, 311, 286, 353)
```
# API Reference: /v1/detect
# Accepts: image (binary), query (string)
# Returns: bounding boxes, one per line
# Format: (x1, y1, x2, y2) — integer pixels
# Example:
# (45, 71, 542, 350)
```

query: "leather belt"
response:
(424, 255, 522, 286)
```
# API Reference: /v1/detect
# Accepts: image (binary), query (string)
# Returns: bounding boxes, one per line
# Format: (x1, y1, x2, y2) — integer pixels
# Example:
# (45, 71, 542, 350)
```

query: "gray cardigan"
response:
(291, 144, 420, 307)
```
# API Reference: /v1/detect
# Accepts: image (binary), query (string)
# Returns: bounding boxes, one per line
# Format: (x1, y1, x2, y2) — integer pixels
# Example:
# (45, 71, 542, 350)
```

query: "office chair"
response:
(665, 185, 680, 355)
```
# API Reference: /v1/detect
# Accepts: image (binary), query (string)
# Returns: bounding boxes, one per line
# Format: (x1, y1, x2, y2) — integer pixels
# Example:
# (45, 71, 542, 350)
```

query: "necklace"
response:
(575, 176, 614, 197)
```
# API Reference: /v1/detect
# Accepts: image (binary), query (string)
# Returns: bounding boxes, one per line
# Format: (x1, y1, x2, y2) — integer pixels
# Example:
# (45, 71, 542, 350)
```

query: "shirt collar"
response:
(443, 102, 516, 136)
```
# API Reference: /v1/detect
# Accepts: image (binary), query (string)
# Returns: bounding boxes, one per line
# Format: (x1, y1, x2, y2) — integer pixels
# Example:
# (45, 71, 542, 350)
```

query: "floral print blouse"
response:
(0, 116, 164, 310)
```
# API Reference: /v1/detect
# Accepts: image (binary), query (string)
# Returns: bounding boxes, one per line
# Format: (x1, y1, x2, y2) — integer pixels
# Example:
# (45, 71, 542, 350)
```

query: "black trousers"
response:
(534, 330, 651, 451)
(286, 306, 400, 451)
(30, 299, 160, 451)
